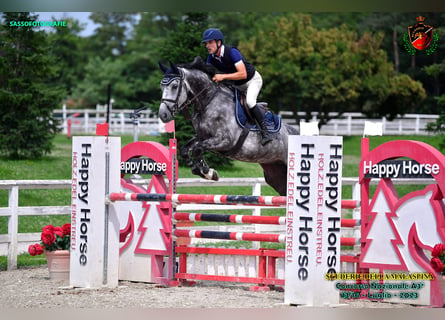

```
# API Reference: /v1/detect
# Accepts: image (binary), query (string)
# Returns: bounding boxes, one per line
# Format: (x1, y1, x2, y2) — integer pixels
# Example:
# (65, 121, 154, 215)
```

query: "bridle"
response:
(160, 69, 212, 117)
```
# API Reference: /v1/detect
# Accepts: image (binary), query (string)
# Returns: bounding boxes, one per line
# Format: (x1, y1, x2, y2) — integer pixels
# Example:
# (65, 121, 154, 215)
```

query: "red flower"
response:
(62, 223, 71, 236)
(431, 244, 445, 257)
(28, 243, 44, 256)
(431, 257, 444, 273)
(54, 226, 64, 238)
(28, 223, 72, 257)
(42, 225, 54, 233)
(28, 244, 37, 256)
(41, 230, 56, 246)
(35, 243, 44, 255)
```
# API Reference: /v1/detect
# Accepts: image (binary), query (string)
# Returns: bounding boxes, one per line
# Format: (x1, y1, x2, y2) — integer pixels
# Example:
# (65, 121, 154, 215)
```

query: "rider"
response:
(202, 28, 272, 145)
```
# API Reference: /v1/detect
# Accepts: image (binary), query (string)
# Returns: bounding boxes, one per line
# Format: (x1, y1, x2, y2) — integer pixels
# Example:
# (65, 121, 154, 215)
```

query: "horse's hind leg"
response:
(260, 162, 288, 196)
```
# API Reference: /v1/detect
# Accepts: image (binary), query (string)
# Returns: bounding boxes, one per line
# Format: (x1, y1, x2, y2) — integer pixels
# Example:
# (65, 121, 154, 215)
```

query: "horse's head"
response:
(158, 57, 217, 123)
(158, 61, 188, 123)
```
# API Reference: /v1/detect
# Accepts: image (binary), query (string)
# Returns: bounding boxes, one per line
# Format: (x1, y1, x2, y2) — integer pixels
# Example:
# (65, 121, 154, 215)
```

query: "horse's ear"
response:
(169, 61, 180, 75)
(192, 56, 204, 66)
(159, 62, 168, 73)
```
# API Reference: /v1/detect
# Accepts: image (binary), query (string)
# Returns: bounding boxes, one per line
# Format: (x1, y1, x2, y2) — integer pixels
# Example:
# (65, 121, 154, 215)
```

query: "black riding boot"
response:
(251, 105, 272, 145)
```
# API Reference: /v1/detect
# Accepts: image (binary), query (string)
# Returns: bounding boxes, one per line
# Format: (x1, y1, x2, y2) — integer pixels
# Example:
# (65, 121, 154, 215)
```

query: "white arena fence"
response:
(279, 111, 438, 136)
(0, 177, 434, 270)
(53, 104, 161, 137)
(53, 106, 438, 136)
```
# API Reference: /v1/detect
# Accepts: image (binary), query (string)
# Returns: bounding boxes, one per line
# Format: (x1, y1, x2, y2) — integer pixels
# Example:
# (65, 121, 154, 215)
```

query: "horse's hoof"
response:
(203, 168, 219, 181)
(211, 169, 219, 181)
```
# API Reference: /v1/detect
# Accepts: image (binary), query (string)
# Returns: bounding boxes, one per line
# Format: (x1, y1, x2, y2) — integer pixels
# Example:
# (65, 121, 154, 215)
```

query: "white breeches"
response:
(237, 71, 263, 109)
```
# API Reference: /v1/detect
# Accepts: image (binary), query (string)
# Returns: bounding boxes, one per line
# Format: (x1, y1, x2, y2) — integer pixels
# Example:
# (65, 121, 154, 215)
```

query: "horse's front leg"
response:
(180, 137, 207, 179)
(189, 141, 219, 181)
(189, 133, 236, 181)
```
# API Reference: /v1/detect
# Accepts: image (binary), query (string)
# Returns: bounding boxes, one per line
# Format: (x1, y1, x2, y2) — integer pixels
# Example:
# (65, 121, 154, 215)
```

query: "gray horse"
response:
(159, 57, 299, 196)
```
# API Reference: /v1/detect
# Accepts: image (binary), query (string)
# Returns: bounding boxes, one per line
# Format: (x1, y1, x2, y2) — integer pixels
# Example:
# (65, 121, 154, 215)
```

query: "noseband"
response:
(161, 69, 213, 116)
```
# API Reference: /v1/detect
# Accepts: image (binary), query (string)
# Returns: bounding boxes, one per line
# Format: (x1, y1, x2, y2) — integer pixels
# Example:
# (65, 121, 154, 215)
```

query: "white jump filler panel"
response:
(285, 135, 343, 306)
(70, 136, 121, 288)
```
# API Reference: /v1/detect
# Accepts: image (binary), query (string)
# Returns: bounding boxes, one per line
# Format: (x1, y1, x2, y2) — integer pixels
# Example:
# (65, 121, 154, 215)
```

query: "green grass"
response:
(1, 133, 443, 269)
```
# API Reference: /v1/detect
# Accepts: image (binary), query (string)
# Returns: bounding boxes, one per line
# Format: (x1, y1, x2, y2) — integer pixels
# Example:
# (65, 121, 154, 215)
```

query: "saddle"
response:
(233, 89, 281, 133)
(221, 89, 282, 157)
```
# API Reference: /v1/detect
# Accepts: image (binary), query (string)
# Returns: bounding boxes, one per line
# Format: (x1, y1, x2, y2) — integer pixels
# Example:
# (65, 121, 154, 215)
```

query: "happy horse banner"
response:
(285, 135, 343, 306)
(359, 138, 445, 307)
(70, 136, 121, 288)
(118, 140, 176, 285)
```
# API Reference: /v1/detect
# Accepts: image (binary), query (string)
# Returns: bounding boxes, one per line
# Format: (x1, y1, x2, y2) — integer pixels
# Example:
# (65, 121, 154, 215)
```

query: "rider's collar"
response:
(213, 45, 225, 59)
(219, 45, 225, 57)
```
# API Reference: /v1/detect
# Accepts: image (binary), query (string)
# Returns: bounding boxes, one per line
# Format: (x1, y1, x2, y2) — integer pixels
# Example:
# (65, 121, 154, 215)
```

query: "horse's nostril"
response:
(159, 111, 170, 123)
(159, 103, 172, 123)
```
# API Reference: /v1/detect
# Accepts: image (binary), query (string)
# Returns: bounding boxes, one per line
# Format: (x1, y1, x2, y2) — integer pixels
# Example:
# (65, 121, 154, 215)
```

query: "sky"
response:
(34, 12, 98, 37)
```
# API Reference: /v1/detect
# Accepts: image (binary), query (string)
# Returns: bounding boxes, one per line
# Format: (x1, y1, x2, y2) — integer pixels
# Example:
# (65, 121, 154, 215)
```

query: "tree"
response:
(72, 13, 179, 110)
(158, 12, 208, 62)
(0, 12, 65, 159)
(207, 12, 267, 45)
(359, 13, 445, 114)
(46, 17, 89, 98)
(239, 13, 426, 127)
(87, 13, 137, 58)
(124, 13, 182, 109)
(72, 56, 135, 108)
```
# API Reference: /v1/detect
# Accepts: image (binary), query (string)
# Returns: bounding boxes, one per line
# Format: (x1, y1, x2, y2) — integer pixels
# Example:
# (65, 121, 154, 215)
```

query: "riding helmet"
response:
(202, 28, 224, 43)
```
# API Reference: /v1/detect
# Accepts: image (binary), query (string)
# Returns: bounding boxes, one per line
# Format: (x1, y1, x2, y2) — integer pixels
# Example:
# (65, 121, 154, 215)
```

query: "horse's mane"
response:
(179, 56, 216, 78)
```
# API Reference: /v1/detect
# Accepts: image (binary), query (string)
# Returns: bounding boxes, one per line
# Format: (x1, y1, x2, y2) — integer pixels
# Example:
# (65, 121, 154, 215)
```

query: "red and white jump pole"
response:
(109, 192, 359, 209)
(174, 229, 286, 243)
(108, 192, 287, 206)
(174, 212, 286, 225)
(174, 228, 358, 246)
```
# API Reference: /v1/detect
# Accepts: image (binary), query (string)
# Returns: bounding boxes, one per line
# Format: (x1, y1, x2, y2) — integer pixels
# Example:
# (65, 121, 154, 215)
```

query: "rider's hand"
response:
(212, 74, 225, 83)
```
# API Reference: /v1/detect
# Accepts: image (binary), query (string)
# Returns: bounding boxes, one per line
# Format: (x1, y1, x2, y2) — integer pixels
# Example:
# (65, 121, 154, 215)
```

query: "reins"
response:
(161, 71, 217, 116)
(183, 82, 214, 109)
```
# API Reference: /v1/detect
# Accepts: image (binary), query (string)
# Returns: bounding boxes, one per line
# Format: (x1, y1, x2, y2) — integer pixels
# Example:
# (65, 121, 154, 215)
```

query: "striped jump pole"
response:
(109, 193, 286, 206)
(174, 229, 286, 243)
(176, 212, 359, 228)
(174, 212, 286, 225)
(108, 192, 359, 209)
(175, 229, 359, 247)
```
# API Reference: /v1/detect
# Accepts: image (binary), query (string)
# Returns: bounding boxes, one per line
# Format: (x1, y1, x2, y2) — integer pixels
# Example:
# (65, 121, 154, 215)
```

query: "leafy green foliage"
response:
(69, 13, 142, 108)
(0, 12, 65, 159)
(87, 13, 137, 58)
(73, 56, 134, 107)
(46, 18, 89, 98)
(239, 13, 426, 127)
(424, 59, 445, 149)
